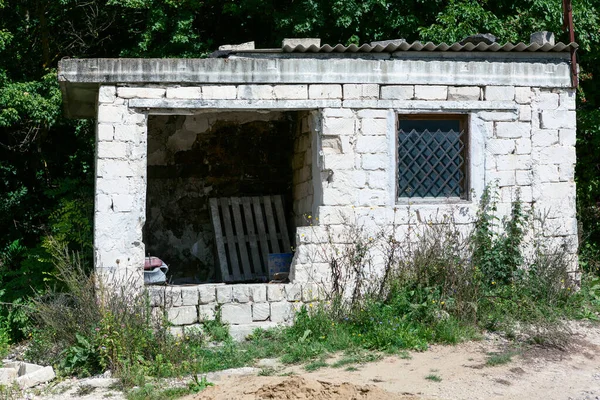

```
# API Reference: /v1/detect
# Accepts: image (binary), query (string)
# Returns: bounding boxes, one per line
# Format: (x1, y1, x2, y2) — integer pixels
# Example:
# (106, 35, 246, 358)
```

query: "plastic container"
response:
(267, 253, 293, 280)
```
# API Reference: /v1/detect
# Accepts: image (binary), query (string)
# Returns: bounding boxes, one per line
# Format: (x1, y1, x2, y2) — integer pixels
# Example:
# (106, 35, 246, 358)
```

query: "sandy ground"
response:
(191, 320, 600, 400)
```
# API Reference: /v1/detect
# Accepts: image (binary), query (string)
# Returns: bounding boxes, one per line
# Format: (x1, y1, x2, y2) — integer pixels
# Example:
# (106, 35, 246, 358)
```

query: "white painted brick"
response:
(414, 85, 448, 100)
(367, 171, 387, 189)
(323, 154, 354, 170)
(516, 170, 533, 186)
(199, 286, 216, 304)
(285, 284, 302, 301)
(343, 84, 379, 99)
(114, 125, 139, 142)
(361, 118, 388, 135)
(487, 139, 516, 155)
(330, 170, 367, 189)
(98, 86, 116, 103)
(357, 109, 389, 119)
(322, 117, 355, 136)
(232, 286, 250, 303)
(515, 138, 532, 155)
(447, 86, 481, 101)
(559, 90, 576, 110)
(488, 170, 515, 187)
(356, 136, 387, 153)
(198, 304, 216, 321)
(237, 85, 274, 100)
(518, 105, 532, 122)
(97, 142, 127, 159)
(380, 85, 413, 100)
(539, 146, 576, 165)
(166, 87, 202, 99)
(536, 92, 559, 110)
(485, 86, 515, 101)
(167, 306, 198, 325)
(309, 84, 342, 99)
(559, 129, 576, 146)
(322, 108, 354, 118)
(270, 302, 294, 323)
(97, 160, 136, 178)
(216, 286, 232, 304)
(98, 105, 126, 123)
(117, 87, 165, 99)
(477, 112, 517, 122)
(221, 303, 252, 325)
(123, 112, 147, 125)
(267, 285, 285, 301)
(181, 287, 199, 306)
(532, 129, 559, 147)
(362, 153, 387, 170)
(540, 110, 576, 130)
(97, 125, 114, 141)
(202, 85, 237, 100)
(358, 189, 387, 206)
(515, 87, 532, 104)
(497, 154, 531, 171)
(559, 163, 575, 181)
(496, 122, 529, 139)
(274, 85, 308, 99)
(537, 164, 560, 182)
(252, 303, 270, 321)
(112, 194, 135, 212)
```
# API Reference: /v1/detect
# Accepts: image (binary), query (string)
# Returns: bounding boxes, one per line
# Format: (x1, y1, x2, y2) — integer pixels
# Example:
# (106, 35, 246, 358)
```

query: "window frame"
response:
(396, 114, 470, 203)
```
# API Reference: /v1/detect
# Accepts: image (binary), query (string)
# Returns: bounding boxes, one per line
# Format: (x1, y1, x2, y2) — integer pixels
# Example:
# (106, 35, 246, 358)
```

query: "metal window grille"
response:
(398, 128, 466, 198)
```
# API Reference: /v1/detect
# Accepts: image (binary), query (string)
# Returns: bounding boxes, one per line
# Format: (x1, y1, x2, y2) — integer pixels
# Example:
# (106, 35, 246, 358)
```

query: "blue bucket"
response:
(267, 253, 293, 280)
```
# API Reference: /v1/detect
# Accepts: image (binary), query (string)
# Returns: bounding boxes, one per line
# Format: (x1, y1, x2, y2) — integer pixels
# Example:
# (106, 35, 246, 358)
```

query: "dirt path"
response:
(192, 321, 600, 400)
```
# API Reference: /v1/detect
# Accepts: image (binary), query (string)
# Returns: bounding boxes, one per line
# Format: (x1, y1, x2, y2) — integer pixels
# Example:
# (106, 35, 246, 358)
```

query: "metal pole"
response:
(563, 0, 578, 87)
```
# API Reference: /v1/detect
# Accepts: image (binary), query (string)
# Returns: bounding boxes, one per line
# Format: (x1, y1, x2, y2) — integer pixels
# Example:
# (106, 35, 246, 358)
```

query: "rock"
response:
(530, 31, 555, 46)
(16, 365, 55, 389)
(79, 377, 119, 388)
(460, 33, 497, 45)
(256, 358, 282, 369)
(204, 367, 260, 382)
(0, 367, 18, 385)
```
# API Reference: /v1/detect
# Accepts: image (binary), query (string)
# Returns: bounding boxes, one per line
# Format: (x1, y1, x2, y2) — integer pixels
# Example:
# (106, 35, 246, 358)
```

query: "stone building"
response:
(58, 37, 578, 338)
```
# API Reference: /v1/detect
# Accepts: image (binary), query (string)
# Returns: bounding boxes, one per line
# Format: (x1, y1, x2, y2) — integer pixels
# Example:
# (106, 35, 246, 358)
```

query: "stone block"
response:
(216, 286, 232, 304)
(16, 366, 55, 389)
(274, 85, 308, 99)
(486, 139, 516, 155)
(322, 117, 355, 136)
(487, 170, 515, 187)
(167, 306, 198, 326)
(538, 146, 576, 165)
(232, 285, 250, 303)
(530, 31, 555, 46)
(343, 84, 379, 99)
(477, 112, 517, 122)
(181, 287, 199, 306)
(361, 118, 388, 136)
(113, 125, 139, 142)
(356, 136, 387, 154)
(559, 129, 576, 147)
(559, 163, 575, 182)
(532, 129, 559, 147)
(117, 87, 165, 99)
(358, 189, 387, 206)
(166, 87, 202, 99)
(0, 368, 17, 385)
(199, 285, 217, 304)
(97, 124, 114, 141)
(322, 187, 357, 206)
(362, 153, 387, 170)
(270, 302, 294, 323)
(536, 164, 560, 182)
(323, 153, 355, 170)
(146, 286, 165, 307)
(285, 284, 302, 301)
(322, 108, 354, 118)
(515, 87, 532, 104)
(485, 86, 515, 101)
(237, 85, 274, 100)
(202, 85, 237, 99)
(516, 170, 533, 186)
(559, 90, 576, 110)
(97, 105, 126, 124)
(368, 171, 387, 190)
(496, 122, 529, 138)
(267, 284, 285, 301)
(252, 302, 270, 321)
(249, 284, 267, 303)
(540, 110, 576, 130)
(229, 322, 279, 342)
(165, 287, 183, 307)
(496, 154, 531, 171)
(414, 85, 448, 100)
(380, 85, 413, 100)
(98, 86, 117, 103)
(302, 283, 322, 302)
(515, 138, 532, 155)
(97, 141, 127, 159)
(309, 84, 342, 99)
(198, 304, 216, 321)
(168, 326, 183, 337)
(518, 105, 532, 122)
(221, 303, 252, 325)
(447, 86, 481, 101)
(536, 92, 559, 110)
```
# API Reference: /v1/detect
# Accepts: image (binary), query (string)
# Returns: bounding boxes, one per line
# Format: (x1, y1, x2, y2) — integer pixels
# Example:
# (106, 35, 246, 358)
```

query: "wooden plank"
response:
(273, 195, 291, 252)
(220, 198, 241, 282)
(263, 196, 281, 254)
(242, 197, 263, 276)
(209, 198, 231, 282)
(230, 197, 252, 281)
(251, 196, 270, 272)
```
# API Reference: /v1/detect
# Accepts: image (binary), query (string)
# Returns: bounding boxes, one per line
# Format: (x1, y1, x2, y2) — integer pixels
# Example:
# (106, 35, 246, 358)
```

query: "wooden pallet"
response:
(209, 195, 291, 282)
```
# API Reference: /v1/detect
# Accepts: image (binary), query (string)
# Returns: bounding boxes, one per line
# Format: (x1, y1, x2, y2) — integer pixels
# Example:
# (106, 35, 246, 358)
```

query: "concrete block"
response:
(98, 86, 116, 103)
(496, 122, 529, 138)
(343, 84, 379, 99)
(167, 306, 198, 325)
(198, 304, 216, 321)
(414, 85, 448, 100)
(16, 366, 55, 389)
(447, 86, 481, 101)
(380, 85, 413, 100)
(232, 285, 250, 303)
(117, 87, 165, 99)
(540, 110, 576, 130)
(199, 285, 217, 304)
(309, 84, 342, 99)
(221, 303, 252, 325)
(361, 118, 388, 135)
(559, 129, 576, 147)
(97, 124, 114, 141)
(270, 302, 294, 323)
(274, 85, 308, 99)
(181, 287, 199, 306)
(356, 136, 387, 153)
(202, 85, 237, 100)
(216, 286, 232, 304)
(515, 87, 532, 104)
(166, 87, 202, 99)
(485, 86, 515, 101)
(252, 302, 270, 321)
(532, 129, 559, 146)
(237, 85, 274, 100)
(362, 153, 387, 170)
(267, 284, 285, 301)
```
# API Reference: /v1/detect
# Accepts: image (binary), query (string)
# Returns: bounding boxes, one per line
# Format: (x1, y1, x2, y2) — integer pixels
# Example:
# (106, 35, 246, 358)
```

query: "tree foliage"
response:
(0, 0, 599, 339)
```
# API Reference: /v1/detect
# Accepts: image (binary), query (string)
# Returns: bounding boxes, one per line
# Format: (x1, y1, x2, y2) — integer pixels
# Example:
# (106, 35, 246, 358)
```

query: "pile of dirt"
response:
(194, 376, 414, 400)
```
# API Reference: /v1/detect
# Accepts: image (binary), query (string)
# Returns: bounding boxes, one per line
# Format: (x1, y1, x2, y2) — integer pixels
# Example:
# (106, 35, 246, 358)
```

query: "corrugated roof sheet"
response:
(280, 41, 577, 53)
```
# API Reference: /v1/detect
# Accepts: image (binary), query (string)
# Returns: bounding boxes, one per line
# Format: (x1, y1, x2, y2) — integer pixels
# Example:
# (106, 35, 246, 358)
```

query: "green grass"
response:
(345, 366, 358, 371)
(425, 374, 442, 382)
(304, 359, 328, 371)
(486, 351, 517, 366)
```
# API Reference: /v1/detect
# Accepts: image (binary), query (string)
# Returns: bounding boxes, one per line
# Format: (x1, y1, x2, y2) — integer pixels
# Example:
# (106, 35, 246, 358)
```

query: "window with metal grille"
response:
(397, 116, 468, 199)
